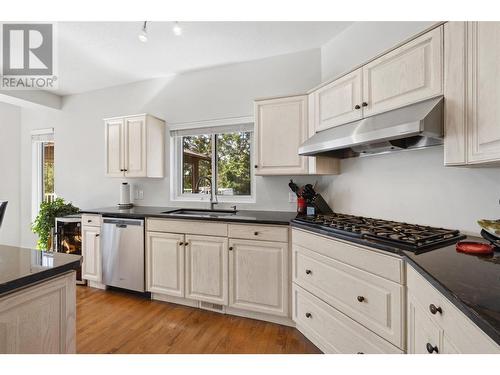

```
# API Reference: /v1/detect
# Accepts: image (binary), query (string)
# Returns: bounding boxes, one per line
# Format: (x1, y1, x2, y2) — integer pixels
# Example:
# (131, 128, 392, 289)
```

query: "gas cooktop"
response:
(294, 213, 466, 253)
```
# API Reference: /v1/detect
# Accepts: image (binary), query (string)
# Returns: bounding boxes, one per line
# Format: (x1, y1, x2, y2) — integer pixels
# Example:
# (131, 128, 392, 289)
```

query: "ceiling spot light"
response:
(138, 21, 148, 42)
(173, 22, 182, 36)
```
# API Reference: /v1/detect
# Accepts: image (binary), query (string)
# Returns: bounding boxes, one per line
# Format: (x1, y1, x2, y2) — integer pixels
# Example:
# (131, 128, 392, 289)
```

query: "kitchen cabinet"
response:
(228, 238, 288, 317)
(407, 264, 499, 353)
(444, 22, 500, 166)
(104, 114, 165, 178)
(362, 26, 443, 117)
(185, 234, 228, 305)
(308, 26, 443, 134)
(254, 96, 339, 176)
(81, 225, 101, 282)
(146, 232, 185, 298)
(311, 68, 363, 131)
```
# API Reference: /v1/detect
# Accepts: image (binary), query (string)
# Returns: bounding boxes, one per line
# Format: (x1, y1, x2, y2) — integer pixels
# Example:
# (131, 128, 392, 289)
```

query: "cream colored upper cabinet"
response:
(146, 231, 185, 298)
(467, 22, 500, 164)
(228, 238, 288, 317)
(104, 114, 165, 178)
(312, 68, 363, 132)
(81, 225, 101, 282)
(254, 95, 308, 175)
(254, 96, 339, 176)
(362, 26, 443, 117)
(444, 22, 500, 166)
(185, 235, 228, 305)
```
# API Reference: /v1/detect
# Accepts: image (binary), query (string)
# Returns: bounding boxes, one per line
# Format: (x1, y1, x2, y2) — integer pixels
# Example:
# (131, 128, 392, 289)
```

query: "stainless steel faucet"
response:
(195, 176, 218, 210)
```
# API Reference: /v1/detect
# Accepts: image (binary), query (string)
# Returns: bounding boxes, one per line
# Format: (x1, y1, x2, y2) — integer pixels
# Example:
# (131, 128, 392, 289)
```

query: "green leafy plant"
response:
(32, 197, 79, 250)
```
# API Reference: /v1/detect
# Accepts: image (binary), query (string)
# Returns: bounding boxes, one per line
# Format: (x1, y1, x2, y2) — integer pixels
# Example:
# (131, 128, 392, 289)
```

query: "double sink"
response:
(161, 208, 239, 219)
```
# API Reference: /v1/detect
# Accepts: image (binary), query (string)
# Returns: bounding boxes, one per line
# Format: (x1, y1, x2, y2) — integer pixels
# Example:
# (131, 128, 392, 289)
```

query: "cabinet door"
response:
(467, 22, 500, 163)
(312, 68, 363, 132)
(407, 292, 443, 354)
(185, 235, 228, 305)
(228, 239, 288, 317)
(254, 96, 308, 175)
(362, 26, 443, 117)
(146, 232, 185, 297)
(82, 226, 101, 282)
(124, 115, 147, 177)
(444, 22, 468, 165)
(104, 118, 124, 177)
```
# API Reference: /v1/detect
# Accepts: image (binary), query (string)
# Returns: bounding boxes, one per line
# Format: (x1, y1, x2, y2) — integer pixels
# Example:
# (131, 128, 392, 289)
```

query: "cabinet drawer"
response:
(228, 224, 288, 242)
(293, 245, 404, 348)
(147, 218, 228, 237)
(293, 285, 402, 354)
(292, 228, 404, 283)
(81, 214, 101, 227)
(407, 264, 499, 353)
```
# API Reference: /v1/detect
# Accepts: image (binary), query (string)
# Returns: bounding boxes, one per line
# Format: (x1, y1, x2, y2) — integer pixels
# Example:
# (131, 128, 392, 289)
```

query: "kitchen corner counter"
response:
(290, 221, 500, 346)
(0, 245, 82, 296)
(80, 206, 297, 225)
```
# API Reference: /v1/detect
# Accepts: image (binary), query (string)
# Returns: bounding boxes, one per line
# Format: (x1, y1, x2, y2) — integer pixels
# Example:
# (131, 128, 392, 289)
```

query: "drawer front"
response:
(293, 245, 404, 348)
(293, 285, 402, 354)
(81, 214, 101, 227)
(292, 228, 403, 283)
(147, 218, 228, 237)
(407, 264, 500, 353)
(228, 224, 288, 242)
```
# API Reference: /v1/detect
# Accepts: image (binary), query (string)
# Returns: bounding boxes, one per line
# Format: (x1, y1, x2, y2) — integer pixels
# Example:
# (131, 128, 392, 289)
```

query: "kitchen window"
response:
(171, 121, 254, 203)
(31, 128, 55, 219)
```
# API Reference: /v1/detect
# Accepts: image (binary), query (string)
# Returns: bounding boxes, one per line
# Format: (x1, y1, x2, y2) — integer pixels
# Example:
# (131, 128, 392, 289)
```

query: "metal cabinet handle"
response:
(354, 104, 361, 110)
(357, 296, 365, 302)
(179, 242, 184, 246)
(362, 102, 368, 107)
(429, 304, 442, 315)
(426, 343, 439, 354)
(305, 312, 312, 318)
(305, 269, 312, 275)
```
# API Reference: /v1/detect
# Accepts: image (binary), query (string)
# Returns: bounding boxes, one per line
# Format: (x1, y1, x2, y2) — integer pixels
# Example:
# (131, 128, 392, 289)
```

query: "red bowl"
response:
(456, 241, 494, 255)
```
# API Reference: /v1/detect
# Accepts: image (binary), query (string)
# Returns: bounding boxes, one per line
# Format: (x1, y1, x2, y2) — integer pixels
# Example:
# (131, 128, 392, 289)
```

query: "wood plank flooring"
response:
(76, 286, 321, 354)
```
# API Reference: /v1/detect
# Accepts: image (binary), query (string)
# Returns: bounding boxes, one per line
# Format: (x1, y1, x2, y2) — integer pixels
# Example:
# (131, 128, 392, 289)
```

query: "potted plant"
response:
(32, 197, 79, 250)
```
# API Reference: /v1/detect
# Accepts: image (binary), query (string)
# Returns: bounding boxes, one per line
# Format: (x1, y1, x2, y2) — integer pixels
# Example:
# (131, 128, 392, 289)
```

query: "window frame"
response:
(170, 121, 255, 204)
(31, 128, 55, 220)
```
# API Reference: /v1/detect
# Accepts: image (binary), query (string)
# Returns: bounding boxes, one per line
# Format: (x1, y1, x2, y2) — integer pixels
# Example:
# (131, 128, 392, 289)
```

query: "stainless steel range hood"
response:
(299, 96, 444, 158)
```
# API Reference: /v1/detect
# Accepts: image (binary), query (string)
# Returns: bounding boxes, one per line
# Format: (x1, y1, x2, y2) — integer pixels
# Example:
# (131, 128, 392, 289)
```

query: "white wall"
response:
(321, 21, 437, 81)
(318, 22, 500, 235)
(18, 49, 323, 247)
(0, 102, 21, 246)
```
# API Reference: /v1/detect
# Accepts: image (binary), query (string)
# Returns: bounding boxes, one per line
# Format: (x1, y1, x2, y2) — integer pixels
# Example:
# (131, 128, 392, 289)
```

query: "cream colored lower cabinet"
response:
(0, 272, 76, 354)
(407, 263, 500, 354)
(228, 238, 288, 317)
(185, 234, 228, 305)
(146, 232, 185, 297)
(81, 225, 101, 282)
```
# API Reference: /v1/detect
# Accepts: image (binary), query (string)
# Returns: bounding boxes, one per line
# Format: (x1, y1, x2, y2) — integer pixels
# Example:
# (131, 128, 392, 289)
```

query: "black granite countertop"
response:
(0, 245, 82, 296)
(291, 221, 500, 346)
(81, 206, 296, 225)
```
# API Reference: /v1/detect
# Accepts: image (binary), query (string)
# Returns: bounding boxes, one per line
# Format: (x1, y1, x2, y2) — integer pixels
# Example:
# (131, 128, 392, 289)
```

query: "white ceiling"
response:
(55, 22, 353, 95)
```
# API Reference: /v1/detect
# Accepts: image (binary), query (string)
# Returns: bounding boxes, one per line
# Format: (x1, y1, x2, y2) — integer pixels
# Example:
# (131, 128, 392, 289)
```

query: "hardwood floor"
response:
(76, 286, 321, 354)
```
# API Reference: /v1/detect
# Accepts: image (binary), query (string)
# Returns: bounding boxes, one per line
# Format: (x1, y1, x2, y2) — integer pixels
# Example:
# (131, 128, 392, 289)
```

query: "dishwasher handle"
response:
(102, 218, 144, 227)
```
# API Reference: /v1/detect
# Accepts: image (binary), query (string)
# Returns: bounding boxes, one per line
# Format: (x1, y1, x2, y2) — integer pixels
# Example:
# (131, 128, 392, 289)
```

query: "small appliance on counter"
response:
(118, 182, 133, 209)
(54, 215, 85, 284)
(478, 219, 500, 248)
(288, 179, 332, 215)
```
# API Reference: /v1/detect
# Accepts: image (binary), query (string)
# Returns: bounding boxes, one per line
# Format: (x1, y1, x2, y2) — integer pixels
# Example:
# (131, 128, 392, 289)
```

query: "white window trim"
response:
(31, 128, 54, 220)
(170, 117, 256, 204)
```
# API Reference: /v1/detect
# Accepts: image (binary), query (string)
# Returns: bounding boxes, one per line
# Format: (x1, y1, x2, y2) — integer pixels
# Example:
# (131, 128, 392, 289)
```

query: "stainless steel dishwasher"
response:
(101, 218, 145, 292)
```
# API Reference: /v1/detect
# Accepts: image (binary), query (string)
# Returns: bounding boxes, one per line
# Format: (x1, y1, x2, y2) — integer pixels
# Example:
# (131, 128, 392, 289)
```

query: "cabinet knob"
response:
(229, 246, 233, 251)
(254, 165, 258, 169)
(429, 304, 442, 315)
(87, 220, 92, 223)
(357, 296, 365, 302)
(362, 102, 368, 107)
(120, 169, 124, 172)
(305, 269, 312, 275)
(95, 234, 100, 237)
(426, 343, 439, 354)
(179, 242, 184, 246)
(254, 231, 259, 236)
(357, 352, 364, 354)
(354, 104, 361, 110)
(305, 312, 312, 318)
(124, 169, 128, 172)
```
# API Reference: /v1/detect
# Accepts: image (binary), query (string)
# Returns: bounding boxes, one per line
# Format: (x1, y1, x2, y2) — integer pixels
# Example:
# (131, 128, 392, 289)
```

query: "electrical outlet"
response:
(289, 192, 297, 203)
(135, 189, 144, 200)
